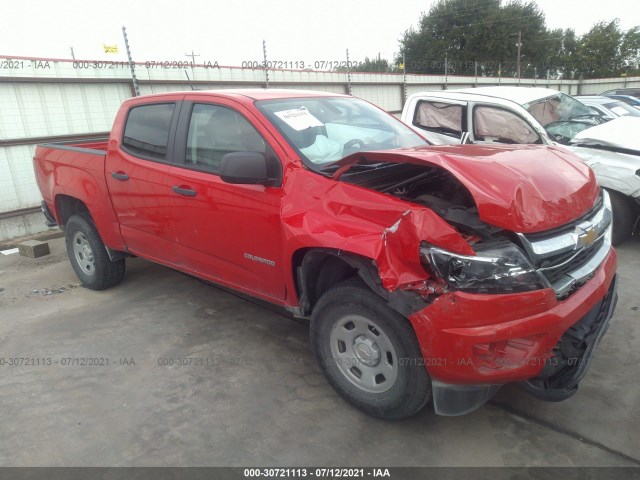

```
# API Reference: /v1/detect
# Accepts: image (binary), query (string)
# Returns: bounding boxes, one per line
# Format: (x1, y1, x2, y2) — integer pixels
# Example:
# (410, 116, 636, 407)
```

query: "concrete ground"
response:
(0, 236, 638, 467)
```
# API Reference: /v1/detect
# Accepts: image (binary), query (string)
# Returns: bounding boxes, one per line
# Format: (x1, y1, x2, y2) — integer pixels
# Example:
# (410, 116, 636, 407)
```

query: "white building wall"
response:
(0, 144, 39, 212)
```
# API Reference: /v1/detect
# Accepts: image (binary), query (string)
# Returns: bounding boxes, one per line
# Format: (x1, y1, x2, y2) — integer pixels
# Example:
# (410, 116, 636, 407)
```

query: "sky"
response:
(2, 0, 638, 66)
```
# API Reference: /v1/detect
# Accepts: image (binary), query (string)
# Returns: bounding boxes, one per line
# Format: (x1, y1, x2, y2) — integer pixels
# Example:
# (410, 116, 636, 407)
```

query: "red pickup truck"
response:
(34, 89, 618, 419)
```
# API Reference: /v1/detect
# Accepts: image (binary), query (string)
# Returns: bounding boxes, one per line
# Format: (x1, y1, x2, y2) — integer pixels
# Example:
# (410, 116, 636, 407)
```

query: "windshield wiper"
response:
(319, 161, 384, 173)
(319, 155, 391, 179)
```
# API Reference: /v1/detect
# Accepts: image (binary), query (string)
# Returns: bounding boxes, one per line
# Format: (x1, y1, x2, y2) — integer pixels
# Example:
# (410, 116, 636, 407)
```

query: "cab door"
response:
(165, 97, 286, 301)
(469, 103, 542, 145)
(105, 98, 183, 264)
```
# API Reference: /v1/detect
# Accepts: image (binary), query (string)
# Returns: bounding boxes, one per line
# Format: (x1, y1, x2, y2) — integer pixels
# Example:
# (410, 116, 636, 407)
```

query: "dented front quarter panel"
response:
(280, 164, 473, 294)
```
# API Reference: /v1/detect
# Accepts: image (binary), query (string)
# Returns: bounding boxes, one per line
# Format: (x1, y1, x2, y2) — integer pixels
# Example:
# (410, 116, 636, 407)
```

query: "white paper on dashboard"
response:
(274, 108, 323, 131)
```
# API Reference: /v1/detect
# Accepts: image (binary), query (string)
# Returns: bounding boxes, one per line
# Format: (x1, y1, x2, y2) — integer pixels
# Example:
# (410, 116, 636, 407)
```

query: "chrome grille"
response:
(518, 190, 613, 299)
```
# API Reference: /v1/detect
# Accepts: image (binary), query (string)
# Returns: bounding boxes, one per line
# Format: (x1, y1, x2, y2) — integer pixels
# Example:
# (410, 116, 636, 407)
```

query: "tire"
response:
(310, 280, 431, 420)
(608, 190, 635, 246)
(65, 213, 125, 290)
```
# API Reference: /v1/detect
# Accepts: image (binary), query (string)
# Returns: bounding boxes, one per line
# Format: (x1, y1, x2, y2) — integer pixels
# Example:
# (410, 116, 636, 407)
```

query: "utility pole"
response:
(69, 47, 76, 60)
(185, 50, 200, 66)
(185, 50, 200, 81)
(516, 30, 522, 81)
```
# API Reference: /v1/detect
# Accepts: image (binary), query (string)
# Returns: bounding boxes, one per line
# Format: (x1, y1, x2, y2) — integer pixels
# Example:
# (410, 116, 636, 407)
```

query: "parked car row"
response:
(401, 86, 640, 245)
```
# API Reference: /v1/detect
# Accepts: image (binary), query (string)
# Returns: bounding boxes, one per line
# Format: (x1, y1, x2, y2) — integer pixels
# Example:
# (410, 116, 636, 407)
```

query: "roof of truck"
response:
(409, 86, 562, 106)
(131, 89, 347, 102)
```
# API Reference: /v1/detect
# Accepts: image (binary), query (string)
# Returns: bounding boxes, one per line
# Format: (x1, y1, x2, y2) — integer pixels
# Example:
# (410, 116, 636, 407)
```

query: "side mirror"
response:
(219, 152, 278, 186)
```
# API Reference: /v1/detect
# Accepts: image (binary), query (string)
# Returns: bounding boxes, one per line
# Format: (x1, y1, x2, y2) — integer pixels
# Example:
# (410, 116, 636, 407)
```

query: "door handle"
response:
(172, 185, 197, 197)
(111, 171, 129, 181)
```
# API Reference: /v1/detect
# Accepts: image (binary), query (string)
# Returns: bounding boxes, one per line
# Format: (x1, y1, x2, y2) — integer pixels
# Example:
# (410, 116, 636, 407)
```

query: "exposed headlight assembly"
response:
(420, 242, 547, 294)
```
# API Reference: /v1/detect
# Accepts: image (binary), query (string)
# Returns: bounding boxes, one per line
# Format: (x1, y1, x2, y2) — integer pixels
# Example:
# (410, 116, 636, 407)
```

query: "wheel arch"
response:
(55, 194, 91, 227)
(55, 194, 128, 261)
(292, 248, 421, 318)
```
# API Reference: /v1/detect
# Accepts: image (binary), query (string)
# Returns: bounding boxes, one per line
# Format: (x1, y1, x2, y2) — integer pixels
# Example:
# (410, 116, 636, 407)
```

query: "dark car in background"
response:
(602, 94, 640, 110)
(599, 88, 640, 100)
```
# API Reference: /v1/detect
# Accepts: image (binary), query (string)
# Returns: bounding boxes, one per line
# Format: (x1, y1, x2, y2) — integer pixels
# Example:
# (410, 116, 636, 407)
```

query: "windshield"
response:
(523, 93, 592, 127)
(256, 96, 427, 168)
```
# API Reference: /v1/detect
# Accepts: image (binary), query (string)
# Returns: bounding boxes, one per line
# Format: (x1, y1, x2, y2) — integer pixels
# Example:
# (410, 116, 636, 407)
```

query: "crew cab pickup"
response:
(34, 89, 618, 419)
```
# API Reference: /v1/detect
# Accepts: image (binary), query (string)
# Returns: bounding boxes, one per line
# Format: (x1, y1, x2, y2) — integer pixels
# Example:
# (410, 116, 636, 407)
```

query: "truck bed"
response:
(33, 136, 119, 244)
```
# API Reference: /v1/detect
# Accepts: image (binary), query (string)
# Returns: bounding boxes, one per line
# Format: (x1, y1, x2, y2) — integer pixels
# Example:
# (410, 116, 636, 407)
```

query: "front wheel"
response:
(65, 213, 125, 290)
(310, 281, 431, 420)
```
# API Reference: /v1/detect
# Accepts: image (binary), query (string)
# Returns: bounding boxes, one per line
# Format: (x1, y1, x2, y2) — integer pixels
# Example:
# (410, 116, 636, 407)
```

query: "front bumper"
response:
(408, 247, 617, 415)
(520, 274, 617, 401)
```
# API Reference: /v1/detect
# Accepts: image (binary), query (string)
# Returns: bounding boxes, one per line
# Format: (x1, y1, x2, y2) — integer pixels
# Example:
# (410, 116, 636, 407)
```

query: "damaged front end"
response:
(287, 143, 617, 416)
(337, 149, 617, 416)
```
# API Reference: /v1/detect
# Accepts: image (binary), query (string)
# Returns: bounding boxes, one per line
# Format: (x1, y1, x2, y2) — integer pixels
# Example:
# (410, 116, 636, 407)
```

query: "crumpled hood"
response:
(341, 144, 599, 233)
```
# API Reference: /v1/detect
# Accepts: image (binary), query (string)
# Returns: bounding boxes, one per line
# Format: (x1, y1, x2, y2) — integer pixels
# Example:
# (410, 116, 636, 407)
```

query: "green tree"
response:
(396, 1, 639, 79)
(397, 0, 546, 76)
(535, 28, 578, 79)
(621, 26, 640, 75)
(577, 20, 625, 78)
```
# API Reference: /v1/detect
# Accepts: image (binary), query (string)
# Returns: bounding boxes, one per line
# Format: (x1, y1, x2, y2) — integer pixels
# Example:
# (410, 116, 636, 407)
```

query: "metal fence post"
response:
(122, 26, 140, 96)
(263, 40, 269, 89)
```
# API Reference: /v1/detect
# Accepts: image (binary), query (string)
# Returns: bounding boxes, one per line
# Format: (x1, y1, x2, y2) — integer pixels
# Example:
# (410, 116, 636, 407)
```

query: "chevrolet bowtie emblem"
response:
(578, 226, 598, 247)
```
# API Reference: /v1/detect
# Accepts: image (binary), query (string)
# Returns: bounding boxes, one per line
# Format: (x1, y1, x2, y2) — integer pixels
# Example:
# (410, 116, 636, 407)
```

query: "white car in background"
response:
(401, 86, 640, 245)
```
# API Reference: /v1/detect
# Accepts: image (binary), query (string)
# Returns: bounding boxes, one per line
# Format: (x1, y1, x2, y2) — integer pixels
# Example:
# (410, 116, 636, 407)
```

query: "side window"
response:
(473, 106, 540, 144)
(413, 101, 463, 138)
(122, 103, 175, 160)
(186, 104, 266, 172)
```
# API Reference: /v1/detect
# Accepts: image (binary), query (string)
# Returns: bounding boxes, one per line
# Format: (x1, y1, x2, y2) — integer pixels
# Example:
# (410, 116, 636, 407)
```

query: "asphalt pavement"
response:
(0, 236, 638, 466)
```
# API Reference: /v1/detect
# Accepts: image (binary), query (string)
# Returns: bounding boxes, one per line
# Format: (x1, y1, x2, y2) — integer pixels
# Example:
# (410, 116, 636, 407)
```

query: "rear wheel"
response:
(310, 280, 431, 420)
(608, 190, 635, 246)
(65, 214, 125, 290)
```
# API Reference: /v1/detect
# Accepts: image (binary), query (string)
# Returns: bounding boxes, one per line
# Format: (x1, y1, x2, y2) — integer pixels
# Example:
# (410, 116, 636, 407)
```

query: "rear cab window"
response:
(122, 103, 176, 161)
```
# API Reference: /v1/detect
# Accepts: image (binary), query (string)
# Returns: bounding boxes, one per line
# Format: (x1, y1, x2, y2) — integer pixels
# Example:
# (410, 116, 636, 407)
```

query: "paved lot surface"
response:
(0, 236, 638, 467)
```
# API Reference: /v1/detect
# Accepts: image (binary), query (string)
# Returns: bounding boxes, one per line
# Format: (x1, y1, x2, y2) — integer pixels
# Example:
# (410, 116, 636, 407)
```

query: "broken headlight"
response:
(420, 242, 547, 294)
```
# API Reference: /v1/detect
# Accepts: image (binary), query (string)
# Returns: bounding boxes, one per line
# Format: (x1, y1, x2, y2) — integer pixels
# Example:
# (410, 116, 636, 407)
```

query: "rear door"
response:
(105, 97, 183, 264)
(165, 96, 287, 301)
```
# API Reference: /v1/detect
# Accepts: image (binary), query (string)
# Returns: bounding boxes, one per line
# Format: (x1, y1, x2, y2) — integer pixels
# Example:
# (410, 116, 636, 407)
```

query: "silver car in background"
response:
(575, 95, 640, 120)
